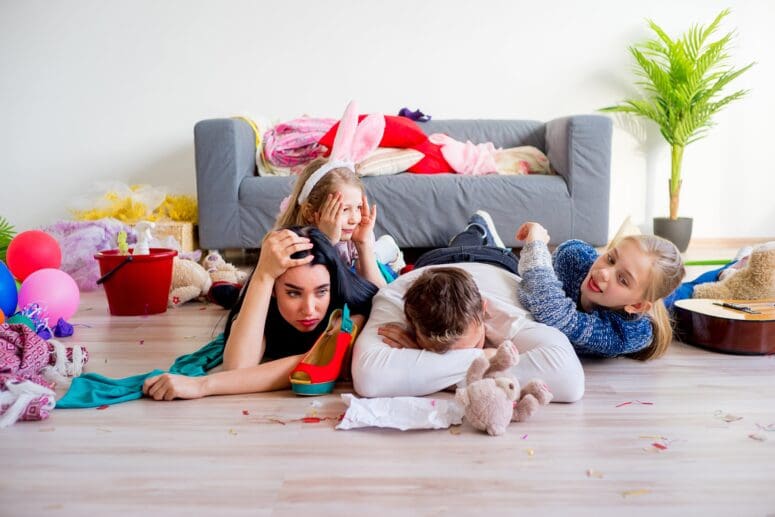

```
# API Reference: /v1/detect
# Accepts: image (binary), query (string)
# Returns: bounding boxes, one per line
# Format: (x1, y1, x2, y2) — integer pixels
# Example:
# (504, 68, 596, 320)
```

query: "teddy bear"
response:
(455, 342, 553, 436)
(201, 250, 248, 309)
(169, 257, 212, 307)
(693, 242, 775, 300)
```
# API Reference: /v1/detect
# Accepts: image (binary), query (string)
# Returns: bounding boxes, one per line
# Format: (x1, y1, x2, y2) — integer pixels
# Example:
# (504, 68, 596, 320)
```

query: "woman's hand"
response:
(378, 322, 420, 349)
(516, 222, 550, 245)
(256, 229, 314, 280)
(315, 193, 344, 243)
(143, 373, 207, 401)
(352, 194, 377, 246)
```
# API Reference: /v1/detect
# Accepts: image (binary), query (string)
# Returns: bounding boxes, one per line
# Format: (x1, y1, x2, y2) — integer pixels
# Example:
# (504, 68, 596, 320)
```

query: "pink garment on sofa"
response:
(263, 117, 337, 168)
(428, 134, 498, 175)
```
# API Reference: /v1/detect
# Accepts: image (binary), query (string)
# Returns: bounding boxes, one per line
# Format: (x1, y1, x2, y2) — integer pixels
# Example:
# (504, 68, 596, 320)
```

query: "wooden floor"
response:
(2, 240, 775, 516)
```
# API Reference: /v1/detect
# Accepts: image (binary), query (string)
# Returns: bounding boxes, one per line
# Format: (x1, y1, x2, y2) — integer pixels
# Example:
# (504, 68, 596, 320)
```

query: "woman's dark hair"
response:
(223, 226, 378, 341)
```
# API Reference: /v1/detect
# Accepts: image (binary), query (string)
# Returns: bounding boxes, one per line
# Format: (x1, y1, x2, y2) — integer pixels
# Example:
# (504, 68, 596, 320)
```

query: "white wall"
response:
(2, 0, 773, 238)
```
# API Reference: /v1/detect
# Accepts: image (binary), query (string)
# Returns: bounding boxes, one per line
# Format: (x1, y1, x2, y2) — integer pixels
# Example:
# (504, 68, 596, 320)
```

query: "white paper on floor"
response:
(336, 393, 464, 431)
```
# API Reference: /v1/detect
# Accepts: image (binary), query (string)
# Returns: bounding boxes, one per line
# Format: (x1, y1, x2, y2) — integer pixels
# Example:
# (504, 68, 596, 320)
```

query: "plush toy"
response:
(201, 250, 248, 309)
(202, 250, 248, 285)
(693, 242, 775, 300)
(455, 342, 553, 436)
(169, 257, 212, 307)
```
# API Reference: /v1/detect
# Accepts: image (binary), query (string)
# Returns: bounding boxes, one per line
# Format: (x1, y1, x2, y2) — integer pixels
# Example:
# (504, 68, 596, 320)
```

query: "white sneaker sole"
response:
(475, 210, 505, 248)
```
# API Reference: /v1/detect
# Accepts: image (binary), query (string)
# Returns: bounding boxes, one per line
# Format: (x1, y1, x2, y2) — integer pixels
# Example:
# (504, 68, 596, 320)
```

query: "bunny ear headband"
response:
(297, 100, 385, 205)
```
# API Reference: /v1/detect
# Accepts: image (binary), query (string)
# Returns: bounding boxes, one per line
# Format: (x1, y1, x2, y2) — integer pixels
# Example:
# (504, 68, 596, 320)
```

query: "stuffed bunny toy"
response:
(456, 342, 553, 436)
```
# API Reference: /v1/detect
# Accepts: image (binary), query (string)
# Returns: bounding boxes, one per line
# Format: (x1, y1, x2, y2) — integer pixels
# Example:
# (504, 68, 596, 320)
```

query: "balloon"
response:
(18, 268, 79, 324)
(0, 261, 17, 317)
(6, 230, 62, 281)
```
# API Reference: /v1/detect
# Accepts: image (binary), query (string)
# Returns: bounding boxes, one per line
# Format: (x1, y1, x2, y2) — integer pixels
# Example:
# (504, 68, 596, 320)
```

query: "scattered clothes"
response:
(398, 107, 431, 122)
(57, 335, 225, 408)
(262, 117, 337, 169)
(0, 323, 88, 427)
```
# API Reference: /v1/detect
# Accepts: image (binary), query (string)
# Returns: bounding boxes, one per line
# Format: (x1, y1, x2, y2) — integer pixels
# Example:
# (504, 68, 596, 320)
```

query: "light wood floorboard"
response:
(1, 241, 774, 516)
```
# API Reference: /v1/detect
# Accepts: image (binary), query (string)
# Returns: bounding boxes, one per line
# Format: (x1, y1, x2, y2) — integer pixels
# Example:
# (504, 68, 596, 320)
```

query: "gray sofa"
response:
(194, 115, 612, 250)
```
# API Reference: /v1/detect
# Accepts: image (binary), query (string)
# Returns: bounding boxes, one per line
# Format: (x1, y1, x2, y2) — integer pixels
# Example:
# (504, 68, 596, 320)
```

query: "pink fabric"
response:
(428, 134, 499, 176)
(0, 324, 89, 423)
(263, 117, 337, 168)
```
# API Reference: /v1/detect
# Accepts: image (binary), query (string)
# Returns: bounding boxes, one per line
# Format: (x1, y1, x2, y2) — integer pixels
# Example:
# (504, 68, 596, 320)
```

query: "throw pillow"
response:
(356, 148, 425, 177)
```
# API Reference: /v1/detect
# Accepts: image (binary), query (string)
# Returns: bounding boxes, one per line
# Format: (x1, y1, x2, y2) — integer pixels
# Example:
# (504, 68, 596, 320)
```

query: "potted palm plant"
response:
(602, 9, 754, 251)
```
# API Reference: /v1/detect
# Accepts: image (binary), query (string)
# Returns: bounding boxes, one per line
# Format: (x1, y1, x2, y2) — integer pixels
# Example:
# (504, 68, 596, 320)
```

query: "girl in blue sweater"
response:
(516, 222, 685, 360)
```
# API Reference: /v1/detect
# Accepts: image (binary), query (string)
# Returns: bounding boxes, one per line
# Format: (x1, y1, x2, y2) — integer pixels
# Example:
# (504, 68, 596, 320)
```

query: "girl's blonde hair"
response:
(622, 234, 686, 361)
(275, 158, 365, 228)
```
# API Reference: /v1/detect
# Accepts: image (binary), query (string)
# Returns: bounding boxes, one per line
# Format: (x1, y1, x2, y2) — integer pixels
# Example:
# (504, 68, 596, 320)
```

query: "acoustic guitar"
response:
(674, 299, 775, 355)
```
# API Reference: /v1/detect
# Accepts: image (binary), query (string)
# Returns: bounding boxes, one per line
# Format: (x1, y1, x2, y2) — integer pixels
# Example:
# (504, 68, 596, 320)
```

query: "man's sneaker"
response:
(474, 210, 505, 248)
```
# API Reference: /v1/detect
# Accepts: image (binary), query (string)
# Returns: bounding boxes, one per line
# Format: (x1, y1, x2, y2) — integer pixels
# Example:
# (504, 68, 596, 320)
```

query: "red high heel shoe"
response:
(289, 305, 358, 396)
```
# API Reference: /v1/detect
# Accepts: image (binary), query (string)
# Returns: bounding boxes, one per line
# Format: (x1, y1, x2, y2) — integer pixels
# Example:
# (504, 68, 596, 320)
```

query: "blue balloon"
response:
(0, 260, 18, 317)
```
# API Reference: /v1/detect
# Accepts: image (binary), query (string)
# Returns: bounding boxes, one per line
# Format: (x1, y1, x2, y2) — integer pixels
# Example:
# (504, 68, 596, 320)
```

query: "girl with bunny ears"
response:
(277, 101, 401, 287)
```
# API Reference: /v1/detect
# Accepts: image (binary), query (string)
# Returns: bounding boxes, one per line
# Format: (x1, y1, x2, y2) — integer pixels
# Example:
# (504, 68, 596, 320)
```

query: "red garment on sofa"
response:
(318, 115, 451, 174)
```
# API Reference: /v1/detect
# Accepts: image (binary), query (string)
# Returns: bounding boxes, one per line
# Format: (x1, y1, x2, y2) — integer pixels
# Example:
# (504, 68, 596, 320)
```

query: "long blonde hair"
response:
(622, 235, 686, 360)
(275, 158, 365, 228)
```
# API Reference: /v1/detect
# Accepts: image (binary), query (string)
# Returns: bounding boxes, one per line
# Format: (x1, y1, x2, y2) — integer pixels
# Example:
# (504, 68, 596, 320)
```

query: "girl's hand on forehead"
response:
(516, 222, 550, 245)
(352, 194, 377, 245)
(257, 229, 314, 279)
(315, 192, 344, 244)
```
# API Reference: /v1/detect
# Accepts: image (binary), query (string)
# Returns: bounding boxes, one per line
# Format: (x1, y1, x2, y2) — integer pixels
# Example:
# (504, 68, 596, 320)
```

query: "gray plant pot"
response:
(653, 217, 693, 252)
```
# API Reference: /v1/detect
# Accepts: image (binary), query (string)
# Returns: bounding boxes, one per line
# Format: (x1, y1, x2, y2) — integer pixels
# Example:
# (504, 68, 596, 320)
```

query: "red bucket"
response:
(94, 248, 177, 316)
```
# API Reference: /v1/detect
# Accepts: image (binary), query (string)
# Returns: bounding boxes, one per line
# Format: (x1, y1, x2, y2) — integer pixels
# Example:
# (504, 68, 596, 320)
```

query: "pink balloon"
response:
(6, 230, 62, 281)
(18, 268, 80, 324)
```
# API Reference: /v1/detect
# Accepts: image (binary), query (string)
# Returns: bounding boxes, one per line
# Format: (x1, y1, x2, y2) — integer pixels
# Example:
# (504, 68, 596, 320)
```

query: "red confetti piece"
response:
(96, 405, 109, 410)
(616, 400, 654, 408)
(651, 442, 668, 450)
(242, 410, 250, 416)
(139, 339, 145, 345)
(302, 417, 322, 423)
(199, 307, 206, 311)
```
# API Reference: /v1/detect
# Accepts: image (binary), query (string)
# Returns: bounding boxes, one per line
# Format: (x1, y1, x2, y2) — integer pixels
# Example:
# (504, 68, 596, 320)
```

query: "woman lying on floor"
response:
(143, 227, 378, 400)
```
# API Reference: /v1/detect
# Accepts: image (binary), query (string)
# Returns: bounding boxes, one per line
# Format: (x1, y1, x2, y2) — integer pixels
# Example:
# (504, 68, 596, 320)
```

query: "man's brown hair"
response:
(403, 267, 483, 353)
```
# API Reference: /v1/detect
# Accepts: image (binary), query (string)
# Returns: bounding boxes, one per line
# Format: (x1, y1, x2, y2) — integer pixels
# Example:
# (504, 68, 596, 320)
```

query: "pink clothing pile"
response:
(263, 117, 337, 169)
(0, 324, 89, 427)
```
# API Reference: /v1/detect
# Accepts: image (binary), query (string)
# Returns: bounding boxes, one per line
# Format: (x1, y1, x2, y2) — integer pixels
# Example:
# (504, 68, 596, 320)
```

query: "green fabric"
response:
(56, 334, 226, 409)
(6, 314, 36, 331)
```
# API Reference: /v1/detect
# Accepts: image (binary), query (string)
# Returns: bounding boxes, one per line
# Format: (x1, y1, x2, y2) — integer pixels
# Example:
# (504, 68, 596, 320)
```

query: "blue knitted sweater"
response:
(517, 240, 653, 357)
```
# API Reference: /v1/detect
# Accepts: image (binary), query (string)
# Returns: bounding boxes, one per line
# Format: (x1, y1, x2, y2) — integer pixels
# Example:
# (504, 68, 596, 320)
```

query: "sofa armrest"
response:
(194, 118, 257, 249)
(545, 115, 612, 246)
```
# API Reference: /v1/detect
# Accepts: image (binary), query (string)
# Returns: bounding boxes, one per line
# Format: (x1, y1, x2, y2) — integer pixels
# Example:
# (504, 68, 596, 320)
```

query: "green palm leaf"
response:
(0, 216, 15, 263)
(600, 10, 754, 219)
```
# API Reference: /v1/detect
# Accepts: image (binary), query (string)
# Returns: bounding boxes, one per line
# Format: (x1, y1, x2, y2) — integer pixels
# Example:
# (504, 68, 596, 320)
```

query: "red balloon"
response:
(6, 230, 62, 281)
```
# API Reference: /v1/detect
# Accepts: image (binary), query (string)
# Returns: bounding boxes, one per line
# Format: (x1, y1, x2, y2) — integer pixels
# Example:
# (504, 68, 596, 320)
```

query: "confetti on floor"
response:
(96, 405, 109, 410)
(521, 434, 528, 440)
(228, 429, 238, 435)
(651, 442, 668, 450)
(756, 423, 775, 432)
(748, 433, 767, 442)
(714, 410, 743, 423)
(242, 410, 250, 416)
(622, 489, 651, 498)
(526, 448, 535, 456)
(139, 339, 144, 345)
(449, 425, 461, 435)
(586, 469, 604, 479)
(616, 400, 654, 408)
